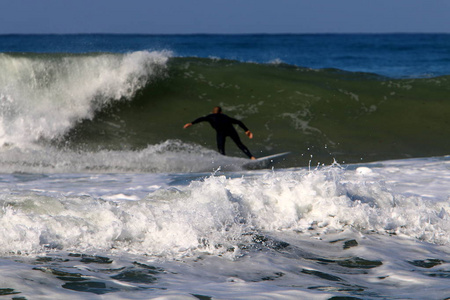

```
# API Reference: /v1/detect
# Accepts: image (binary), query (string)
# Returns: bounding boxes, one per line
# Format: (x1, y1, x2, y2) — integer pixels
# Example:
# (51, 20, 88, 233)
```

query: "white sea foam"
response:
(0, 156, 449, 299)
(0, 51, 169, 146)
(0, 140, 249, 173)
(0, 156, 448, 257)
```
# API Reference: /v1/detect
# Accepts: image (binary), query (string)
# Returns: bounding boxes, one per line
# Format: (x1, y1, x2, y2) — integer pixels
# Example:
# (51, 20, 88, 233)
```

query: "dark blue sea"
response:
(2, 34, 450, 77)
(0, 34, 449, 299)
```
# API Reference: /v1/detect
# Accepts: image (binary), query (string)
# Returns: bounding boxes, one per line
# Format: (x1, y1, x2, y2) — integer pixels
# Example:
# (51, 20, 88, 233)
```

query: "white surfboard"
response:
(243, 152, 291, 169)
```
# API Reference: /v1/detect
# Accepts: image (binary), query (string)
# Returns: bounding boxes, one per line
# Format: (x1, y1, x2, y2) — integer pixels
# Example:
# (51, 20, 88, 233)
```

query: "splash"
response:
(1, 161, 449, 257)
(0, 140, 248, 173)
(0, 51, 169, 145)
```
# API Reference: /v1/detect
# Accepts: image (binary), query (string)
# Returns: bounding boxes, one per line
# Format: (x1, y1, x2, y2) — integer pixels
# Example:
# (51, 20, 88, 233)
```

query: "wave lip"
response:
(0, 50, 170, 146)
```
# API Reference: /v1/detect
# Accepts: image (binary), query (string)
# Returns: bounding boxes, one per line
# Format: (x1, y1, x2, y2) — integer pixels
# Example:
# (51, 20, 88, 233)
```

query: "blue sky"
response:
(2, 0, 450, 34)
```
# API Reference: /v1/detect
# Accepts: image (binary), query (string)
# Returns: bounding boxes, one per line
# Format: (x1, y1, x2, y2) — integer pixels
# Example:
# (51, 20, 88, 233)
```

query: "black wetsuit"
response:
(191, 113, 254, 158)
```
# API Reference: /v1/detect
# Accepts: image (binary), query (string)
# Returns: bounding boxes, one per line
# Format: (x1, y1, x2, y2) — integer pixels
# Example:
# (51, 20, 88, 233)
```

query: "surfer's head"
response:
(212, 106, 222, 114)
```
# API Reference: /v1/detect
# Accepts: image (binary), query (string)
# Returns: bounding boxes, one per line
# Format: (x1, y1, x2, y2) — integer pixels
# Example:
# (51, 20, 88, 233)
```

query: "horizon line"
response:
(1, 32, 449, 36)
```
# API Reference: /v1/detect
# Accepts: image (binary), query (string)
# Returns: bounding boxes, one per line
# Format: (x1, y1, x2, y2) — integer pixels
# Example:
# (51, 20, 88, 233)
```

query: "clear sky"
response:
(2, 0, 450, 34)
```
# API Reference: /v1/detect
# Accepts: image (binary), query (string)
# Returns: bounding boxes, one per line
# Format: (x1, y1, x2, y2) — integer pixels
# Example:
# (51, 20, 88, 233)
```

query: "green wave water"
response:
(62, 57, 450, 167)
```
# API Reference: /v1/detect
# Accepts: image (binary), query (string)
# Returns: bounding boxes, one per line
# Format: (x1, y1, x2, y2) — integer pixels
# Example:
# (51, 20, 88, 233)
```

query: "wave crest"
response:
(0, 51, 170, 145)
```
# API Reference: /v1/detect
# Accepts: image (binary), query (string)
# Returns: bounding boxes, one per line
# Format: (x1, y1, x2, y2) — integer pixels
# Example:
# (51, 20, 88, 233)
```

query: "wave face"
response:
(1, 52, 449, 172)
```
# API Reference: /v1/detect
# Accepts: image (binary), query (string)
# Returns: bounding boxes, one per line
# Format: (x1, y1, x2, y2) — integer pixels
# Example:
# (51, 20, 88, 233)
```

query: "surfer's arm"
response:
(230, 117, 253, 138)
(184, 116, 208, 129)
(191, 116, 208, 125)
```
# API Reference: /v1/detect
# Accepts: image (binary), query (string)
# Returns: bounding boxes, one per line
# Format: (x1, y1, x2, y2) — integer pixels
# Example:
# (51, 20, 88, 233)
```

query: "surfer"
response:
(184, 106, 256, 159)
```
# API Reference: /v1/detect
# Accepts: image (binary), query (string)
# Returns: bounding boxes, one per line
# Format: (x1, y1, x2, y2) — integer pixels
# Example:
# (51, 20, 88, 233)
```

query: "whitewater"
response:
(0, 50, 169, 145)
(0, 34, 449, 299)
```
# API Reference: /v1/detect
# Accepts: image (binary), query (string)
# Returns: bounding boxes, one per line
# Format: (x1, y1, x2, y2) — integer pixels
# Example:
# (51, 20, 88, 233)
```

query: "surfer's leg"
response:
(229, 132, 253, 159)
(216, 133, 226, 155)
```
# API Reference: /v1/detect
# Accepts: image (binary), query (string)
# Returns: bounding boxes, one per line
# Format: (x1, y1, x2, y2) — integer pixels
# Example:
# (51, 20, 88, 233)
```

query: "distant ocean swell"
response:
(0, 51, 449, 172)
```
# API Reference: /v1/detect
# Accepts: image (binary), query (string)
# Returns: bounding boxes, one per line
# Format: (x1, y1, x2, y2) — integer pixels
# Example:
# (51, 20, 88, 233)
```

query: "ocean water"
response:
(0, 34, 449, 299)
